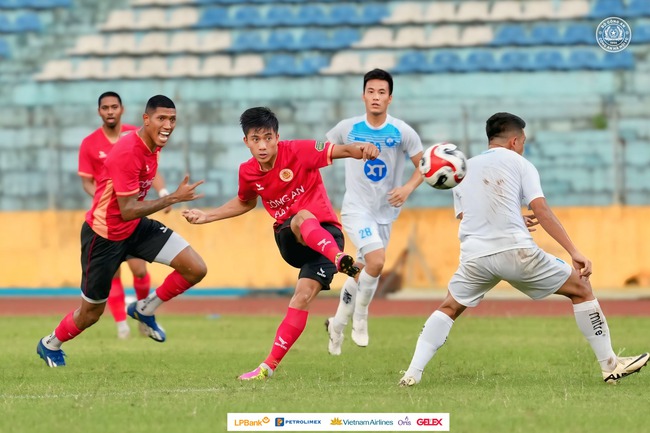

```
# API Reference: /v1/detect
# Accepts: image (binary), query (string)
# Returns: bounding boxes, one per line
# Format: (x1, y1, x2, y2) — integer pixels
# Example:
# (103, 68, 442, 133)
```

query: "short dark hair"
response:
(145, 95, 175, 113)
(363, 68, 393, 95)
(240, 107, 279, 136)
(98, 91, 122, 107)
(486, 112, 526, 141)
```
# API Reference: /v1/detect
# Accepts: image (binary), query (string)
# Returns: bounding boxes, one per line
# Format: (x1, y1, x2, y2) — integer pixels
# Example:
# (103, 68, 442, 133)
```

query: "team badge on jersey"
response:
(279, 168, 294, 182)
(315, 141, 326, 151)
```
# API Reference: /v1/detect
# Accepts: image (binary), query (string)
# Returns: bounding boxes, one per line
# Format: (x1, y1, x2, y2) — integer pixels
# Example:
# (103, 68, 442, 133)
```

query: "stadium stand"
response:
(1, 0, 649, 210)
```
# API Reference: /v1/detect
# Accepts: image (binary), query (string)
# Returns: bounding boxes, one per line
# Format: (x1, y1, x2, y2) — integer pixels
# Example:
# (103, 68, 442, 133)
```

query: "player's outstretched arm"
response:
(117, 174, 204, 221)
(331, 142, 379, 161)
(183, 197, 257, 225)
(529, 197, 592, 278)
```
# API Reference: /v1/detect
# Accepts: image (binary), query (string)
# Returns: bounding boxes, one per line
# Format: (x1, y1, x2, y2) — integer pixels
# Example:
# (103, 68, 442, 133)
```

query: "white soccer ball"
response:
(419, 142, 467, 189)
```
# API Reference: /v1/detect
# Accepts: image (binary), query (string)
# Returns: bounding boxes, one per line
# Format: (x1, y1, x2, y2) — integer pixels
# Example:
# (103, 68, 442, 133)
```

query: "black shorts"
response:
(80, 218, 174, 302)
(274, 217, 344, 291)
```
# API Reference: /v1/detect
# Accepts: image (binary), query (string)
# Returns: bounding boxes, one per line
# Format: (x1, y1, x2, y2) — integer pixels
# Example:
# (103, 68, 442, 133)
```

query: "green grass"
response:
(1, 315, 649, 433)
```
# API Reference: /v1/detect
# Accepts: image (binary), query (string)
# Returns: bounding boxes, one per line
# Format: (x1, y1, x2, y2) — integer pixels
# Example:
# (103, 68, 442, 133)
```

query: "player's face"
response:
(244, 128, 279, 169)
(363, 79, 392, 116)
(98, 96, 123, 128)
(143, 107, 176, 148)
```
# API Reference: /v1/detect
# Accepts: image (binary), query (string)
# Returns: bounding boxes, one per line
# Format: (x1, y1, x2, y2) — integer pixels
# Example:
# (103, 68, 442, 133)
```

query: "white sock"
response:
(573, 299, 617, 371)
(332, 277, 358, 334)
(137, 292, 163, 315)
(42, 332, 63, 350)
(353, 269, 379, 321)
(116, 320, 129, 333)
(405, 310, 454, 381)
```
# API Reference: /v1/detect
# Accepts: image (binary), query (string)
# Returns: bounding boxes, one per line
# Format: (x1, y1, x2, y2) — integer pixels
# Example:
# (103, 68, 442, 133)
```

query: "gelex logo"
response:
(417, 418, 444, 427)
(330, 418, 343, 426)
(275, 418, 284, 427)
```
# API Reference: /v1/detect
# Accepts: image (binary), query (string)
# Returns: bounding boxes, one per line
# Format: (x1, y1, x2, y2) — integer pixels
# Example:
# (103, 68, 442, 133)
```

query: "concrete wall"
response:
(2, 206, 649, 291)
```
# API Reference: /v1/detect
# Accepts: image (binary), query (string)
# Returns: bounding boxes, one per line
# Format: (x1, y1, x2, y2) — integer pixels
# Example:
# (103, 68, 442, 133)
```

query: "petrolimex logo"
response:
(275, 418, 284, 427)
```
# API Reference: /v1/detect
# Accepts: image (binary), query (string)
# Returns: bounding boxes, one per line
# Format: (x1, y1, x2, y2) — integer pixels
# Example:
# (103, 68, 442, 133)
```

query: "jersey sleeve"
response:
(290, 140, 333, 170)
(521, 160, 545, 206)
(237, 165, 258, 202)
(401, 123, 424, 158)
(107, 146, 141, 196)
(326, 119, 349, 144)
(78, 138, 94, 178)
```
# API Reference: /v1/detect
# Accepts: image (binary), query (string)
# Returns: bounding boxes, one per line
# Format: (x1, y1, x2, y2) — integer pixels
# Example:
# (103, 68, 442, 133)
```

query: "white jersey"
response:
(327, 114, 423, 224)
(452, 147, 545, 261)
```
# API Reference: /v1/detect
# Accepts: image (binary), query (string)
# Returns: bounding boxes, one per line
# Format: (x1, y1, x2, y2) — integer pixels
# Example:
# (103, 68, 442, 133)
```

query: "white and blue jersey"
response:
(327, 114, 423, 224)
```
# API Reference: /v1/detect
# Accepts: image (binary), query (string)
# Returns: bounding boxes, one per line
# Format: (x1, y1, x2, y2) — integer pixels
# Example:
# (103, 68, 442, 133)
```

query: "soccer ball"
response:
(419, 142, 467, 189)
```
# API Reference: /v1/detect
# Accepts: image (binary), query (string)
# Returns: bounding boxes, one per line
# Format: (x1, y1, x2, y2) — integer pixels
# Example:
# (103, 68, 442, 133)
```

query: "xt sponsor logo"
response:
(417, 418, 444, 427)
(364, 159, 387, 182)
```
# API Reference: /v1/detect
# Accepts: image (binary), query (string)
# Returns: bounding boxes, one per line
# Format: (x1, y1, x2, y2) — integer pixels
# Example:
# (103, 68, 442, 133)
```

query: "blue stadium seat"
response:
(567, 50, 601, 70)
(533, 50, 567, 70)
(0, 0, 15, 8)
(231, 6, 262, 27)
(295, 55, 328, 75)
(491, 25, 530, 46)
(296, 29, 331, 50)
(267, 30, 296, 51)
(529, 25, 563, 45)
(633, 24, 650, 42)
(197, 7, 230, 28)
(623, 0, 650, 17)
(601, 50, 634, 69)
(589, 0, 625, 18)
(231, 32, 264, 51)
(266, 6, 296, 26)
(0, 15, 11, 33)
(295, 5, 326, 25)
(563, 24, 593, 45)
(500, 51, 534, 71)
(15, 13, 41, 32)
(463, 50, 500, 72)
(355, 4, 389, 25)
(393, 51, 429, 73)
(430, 51, 463, 73)
(263, 54, 296, 76)
(0, 39, 9, 58)
(329, 28, 360, 49)
(328, 4, 360, 25)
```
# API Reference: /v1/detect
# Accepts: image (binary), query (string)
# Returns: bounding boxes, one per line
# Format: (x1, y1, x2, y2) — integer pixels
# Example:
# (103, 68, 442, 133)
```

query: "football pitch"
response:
(1, 314, 649, 433)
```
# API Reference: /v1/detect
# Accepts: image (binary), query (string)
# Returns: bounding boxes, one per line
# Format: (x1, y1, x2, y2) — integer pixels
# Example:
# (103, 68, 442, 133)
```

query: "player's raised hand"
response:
(182, 208, 208, 224)
(359, 142, 379, 160)
(172, 175, 204, 203)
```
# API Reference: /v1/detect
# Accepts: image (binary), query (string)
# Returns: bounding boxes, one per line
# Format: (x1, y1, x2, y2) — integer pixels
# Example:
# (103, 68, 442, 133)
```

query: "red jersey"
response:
(238, 140, 340, 228)
(85, 131, 160, 240)
(78, 124, 138, 180)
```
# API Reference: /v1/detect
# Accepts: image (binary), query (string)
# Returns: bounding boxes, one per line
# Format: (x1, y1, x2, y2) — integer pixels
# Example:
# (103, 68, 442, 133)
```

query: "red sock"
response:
(155, 270, 193, 302)
(263, 307, 309, 370)
(133, 273, 151, 300)
(299, 218, 341, 264)
(107, 278, 126, 322)
(54, 311, 83, 342)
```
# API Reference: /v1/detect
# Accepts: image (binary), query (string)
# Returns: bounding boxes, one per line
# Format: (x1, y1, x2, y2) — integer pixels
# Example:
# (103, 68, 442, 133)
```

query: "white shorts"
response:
(448, 247, 572, 307)
(341, 213, 392, 264)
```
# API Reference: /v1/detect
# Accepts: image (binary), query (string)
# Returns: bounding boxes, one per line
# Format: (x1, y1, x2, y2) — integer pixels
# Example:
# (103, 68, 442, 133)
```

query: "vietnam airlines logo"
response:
(279, 169, 293, 182)
(330, 418, 343, 426)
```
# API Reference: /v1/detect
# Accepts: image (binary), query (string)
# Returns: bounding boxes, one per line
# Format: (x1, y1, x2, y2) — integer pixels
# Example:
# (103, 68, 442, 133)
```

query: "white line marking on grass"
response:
(0, 387, 228, 400)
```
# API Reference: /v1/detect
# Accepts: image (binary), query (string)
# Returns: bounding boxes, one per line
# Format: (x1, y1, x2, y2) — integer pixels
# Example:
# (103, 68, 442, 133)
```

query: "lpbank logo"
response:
(233, 416, 270, 427)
